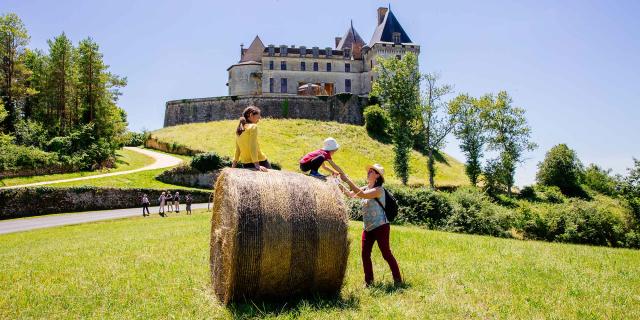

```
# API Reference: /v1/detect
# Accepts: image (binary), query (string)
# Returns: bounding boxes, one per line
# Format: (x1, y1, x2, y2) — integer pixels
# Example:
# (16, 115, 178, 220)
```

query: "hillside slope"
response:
(152, 119, 469, 186)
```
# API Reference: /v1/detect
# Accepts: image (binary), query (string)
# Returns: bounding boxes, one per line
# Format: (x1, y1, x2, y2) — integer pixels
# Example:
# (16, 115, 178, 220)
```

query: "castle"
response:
(163, 6, 419, 127)
(227, 6, 420, 97)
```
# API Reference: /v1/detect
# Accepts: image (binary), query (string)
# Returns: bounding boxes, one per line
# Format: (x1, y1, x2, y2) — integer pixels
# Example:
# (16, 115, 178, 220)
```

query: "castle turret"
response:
(228, 35, 265, 96)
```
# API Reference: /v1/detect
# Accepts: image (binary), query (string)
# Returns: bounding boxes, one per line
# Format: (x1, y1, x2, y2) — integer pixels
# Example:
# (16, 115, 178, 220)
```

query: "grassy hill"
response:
(1, 210, 638, 319)
(152, 119, 469, 186)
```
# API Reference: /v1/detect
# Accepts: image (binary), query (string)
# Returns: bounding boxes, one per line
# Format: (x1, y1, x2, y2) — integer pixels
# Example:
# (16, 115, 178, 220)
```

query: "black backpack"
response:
(373, 188, 398, 222)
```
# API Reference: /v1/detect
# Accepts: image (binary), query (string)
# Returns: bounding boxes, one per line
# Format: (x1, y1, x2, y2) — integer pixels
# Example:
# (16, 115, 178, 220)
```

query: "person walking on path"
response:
(173, 192, 180, 213)
(185, 194, 193, 215)
(141, 194, 150, 217)
(231, 106, 272, 172)
(158, 192, 167, 217)
(339, 164, 402, 287)
(299, 137, 345, 178)
(165, 191, 173, 213)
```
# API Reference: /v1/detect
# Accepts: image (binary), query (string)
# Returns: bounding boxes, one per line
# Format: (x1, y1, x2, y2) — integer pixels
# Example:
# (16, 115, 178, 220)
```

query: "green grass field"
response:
(1, 210, 638, 319)
(152, 119, 469, 186)
(0, 148, 155, 187)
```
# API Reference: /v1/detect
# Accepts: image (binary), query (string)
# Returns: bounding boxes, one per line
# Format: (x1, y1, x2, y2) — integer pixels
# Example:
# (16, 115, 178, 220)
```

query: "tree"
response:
(583, 164, 618, 196)
(536, 144, 584, 196)
(420, 73, 454, 189)
(449, 93, 489, 186)
(483, 91, 537, 196)
(77, 37, 106, 124)
(371, 52, 421, 185)
(619, 158, 640, 220)
(22, 49, 48, 121)
(0, 98, 6, 125)
(0, 13, 34, 131)
(45, 33, 77, 134)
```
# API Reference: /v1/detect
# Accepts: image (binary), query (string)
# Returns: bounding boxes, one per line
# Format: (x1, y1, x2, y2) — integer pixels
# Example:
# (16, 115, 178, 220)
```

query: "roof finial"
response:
(388, 3, 391, 10)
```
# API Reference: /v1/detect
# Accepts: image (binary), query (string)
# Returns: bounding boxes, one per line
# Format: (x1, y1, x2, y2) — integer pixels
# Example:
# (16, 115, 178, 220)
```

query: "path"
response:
(0, 147, 183, 190)
(0, 203, 210, 235)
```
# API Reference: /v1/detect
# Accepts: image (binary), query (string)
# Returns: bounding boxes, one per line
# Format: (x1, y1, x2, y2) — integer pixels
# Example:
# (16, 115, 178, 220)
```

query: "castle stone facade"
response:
(164, 7, 418, 127)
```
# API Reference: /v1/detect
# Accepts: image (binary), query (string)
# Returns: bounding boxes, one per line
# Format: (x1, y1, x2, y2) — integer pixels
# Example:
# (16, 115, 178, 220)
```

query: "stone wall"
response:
(163, 94, 369, 127)
(0, 187, 212, 219)
(156, 168, 220, 189)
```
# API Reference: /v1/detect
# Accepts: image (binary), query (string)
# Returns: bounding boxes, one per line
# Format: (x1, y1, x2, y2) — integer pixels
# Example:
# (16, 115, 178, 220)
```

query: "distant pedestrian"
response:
(142, 194, 150, 217)
(165, 191, 173, 212)
(185, 194, 193, 215)
(158, 192, 166, 217)
(174, 192, 180, 213)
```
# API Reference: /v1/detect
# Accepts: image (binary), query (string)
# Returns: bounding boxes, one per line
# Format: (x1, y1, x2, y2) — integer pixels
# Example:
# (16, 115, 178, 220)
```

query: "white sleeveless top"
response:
(361, 187, 388, 231)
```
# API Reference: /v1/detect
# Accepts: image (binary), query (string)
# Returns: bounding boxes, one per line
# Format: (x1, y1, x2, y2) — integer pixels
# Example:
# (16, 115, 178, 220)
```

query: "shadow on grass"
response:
(367, 281, 412, 296)
(228, 293, 360, 319)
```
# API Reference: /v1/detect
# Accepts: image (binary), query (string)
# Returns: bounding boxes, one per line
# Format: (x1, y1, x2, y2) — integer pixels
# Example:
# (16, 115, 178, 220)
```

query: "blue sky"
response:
(2, 0, 638, 185)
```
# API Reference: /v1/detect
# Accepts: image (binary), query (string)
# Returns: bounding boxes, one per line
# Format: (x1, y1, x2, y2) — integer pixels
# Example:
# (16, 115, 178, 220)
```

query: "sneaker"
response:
(309, 171, 326, 179)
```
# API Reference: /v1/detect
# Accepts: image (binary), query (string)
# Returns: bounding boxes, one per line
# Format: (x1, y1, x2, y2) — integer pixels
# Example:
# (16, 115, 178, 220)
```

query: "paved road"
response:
(0, 203, 210, 235)
(0, 147, 184, 190)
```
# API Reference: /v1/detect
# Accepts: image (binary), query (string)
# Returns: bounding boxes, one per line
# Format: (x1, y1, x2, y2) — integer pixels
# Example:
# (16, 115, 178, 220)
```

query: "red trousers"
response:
(361, 223, 402, 284)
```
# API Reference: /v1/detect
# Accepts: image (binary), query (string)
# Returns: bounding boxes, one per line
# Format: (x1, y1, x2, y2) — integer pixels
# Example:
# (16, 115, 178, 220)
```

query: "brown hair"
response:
(236, 106, 261, 136)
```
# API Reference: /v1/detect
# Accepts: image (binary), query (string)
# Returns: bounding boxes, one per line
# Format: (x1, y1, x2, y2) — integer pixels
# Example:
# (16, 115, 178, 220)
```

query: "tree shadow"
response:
(228, 292, 360, 319)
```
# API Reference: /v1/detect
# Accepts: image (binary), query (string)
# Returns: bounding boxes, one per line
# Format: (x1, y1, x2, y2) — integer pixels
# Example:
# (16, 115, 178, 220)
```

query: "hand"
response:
(231, 161, 237, 168)
(255, 165, 268, 172)
(332, 171, 340, 177)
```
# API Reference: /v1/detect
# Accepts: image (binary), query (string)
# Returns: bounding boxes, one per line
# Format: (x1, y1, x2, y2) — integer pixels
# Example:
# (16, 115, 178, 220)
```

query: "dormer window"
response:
(343, 48, 351, 58)
(392, 32, 401, 44)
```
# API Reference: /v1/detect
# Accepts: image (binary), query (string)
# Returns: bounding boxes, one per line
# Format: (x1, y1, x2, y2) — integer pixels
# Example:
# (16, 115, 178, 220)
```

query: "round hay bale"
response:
(210, 168, 350, 304)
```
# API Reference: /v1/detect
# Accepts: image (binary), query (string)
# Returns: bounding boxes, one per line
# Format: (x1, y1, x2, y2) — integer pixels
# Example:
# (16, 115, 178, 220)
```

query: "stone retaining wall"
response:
(0, 187, 211, 219)
(163, 94, 369, 127)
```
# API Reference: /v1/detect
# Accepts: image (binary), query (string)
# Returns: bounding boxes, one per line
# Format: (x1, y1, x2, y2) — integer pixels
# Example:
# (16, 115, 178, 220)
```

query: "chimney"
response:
(240, 43, 244, 59)
(377, 7, 388, 25)
(335, 37, 342, 48)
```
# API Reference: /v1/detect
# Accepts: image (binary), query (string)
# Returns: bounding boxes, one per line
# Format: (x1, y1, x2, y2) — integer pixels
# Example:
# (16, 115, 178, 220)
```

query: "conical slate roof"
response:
(336, 22, 365, 51)
(368, 9, 413, 46)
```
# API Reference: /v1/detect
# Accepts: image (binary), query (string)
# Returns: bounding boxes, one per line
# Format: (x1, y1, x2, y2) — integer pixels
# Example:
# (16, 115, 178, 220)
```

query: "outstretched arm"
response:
(339, 173, 382, 199)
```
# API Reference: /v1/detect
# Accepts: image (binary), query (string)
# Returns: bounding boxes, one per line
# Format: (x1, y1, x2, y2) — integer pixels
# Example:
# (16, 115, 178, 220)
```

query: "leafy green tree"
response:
(536, 144, 584, 196)
(619, 158, 640, 220)
(0, 13, 34, 131)
(483, 91, 537, 196)
(583, 164, 618, 196)
(371, 52, 421, 185)
(420, 73, 454, 189)
(449, 93, 488, 186)
(0, 99, 6, 124)
(23, 49, 48, 121)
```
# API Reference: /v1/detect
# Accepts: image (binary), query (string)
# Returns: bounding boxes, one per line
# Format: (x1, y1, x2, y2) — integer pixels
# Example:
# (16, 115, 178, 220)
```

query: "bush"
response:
(14, 119, 48, 148)
(346, 198, 363, 221)
(363, 104, 391, 142)
(518, 185, 536, 200)
(539, 185, 565, 203)
(536, 144, 584, 196)
(190, 152, 232, 172)
(444, 187, 513, 238)
(0, 134, 59, 171)
(122, 131, 146, 147)
(583, 164, 618, 196)
(386, 184, 452, 227)
(46, 123, 118, 170)
(545, 199, 627, 247)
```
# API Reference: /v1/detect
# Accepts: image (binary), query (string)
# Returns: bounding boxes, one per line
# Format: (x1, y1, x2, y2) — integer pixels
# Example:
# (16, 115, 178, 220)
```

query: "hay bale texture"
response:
(210, 168, 350, 303)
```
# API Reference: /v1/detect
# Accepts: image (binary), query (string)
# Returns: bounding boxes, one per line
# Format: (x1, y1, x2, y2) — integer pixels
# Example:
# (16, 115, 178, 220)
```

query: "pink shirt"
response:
(300, 149, 332, 164)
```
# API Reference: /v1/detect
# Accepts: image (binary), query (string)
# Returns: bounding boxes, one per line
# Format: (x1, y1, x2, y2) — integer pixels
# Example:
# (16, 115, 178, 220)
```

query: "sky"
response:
(2, 0, 639, 186)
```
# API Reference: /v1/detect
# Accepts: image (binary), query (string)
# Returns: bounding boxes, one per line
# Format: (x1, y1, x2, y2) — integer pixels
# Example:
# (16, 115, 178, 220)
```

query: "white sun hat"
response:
(366, 163, 385, 180)
(322, 137, 340, 151)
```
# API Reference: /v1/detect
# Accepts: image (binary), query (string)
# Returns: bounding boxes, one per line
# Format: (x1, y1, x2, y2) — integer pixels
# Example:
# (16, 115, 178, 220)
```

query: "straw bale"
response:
(210, 168, 350, 304)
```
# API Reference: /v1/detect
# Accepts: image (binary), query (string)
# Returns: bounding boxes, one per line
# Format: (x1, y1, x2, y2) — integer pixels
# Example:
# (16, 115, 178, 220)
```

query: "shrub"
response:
(45, 123, 118, 170)
(14, 119, 48, 148)
(518, 185, 536, 200)
(444, 187, 513, 238)
(363, 104, 391, 142)
(536, 144, 584, 196)
(190, 152, 232, 172)
(0, 134, 59, 171)
(583, 164, 618, 196)
(539, 185, 565, 203)
(121, 131, 146, 147)
(545, 199, 626, 247)
(346, 198, 363, 221)
(386, 184, 452, 227)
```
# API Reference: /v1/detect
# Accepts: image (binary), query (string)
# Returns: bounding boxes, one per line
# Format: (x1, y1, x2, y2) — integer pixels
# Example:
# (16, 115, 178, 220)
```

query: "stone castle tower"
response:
(227, 6, 420, 97)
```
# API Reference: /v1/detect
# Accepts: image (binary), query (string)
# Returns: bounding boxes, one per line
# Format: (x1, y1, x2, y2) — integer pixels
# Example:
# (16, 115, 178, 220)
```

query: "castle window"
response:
(345, 79, 351, 93)
(345, 63, 350, 73)
(269, 78, 274, 93)
(313, 62, 319, 71)
(269, 61, 274, 70)
(268, 46, 275, 56)
(301, 61, 306, 71)
(281, 61, 286, 70)
(326, 63, 331, 72)
(370, 60, 373, 69)
(343, 48, 351, 58)
(393, 32, 401, 44)
(281, 78, 287, 93)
